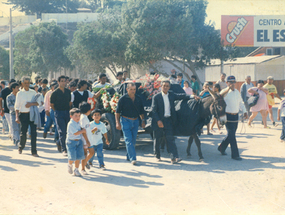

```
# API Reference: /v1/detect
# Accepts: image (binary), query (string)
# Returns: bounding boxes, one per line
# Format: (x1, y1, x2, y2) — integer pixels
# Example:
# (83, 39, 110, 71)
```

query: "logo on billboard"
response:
(226, 17, 249, 43)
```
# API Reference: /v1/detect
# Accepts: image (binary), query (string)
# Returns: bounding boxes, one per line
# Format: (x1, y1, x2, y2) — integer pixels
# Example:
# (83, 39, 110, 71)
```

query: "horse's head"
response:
(207, 88, 227, 126)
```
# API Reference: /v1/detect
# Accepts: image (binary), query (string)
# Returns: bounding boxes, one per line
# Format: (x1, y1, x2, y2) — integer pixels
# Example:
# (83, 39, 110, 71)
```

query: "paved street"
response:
(0, 108, 285, 215)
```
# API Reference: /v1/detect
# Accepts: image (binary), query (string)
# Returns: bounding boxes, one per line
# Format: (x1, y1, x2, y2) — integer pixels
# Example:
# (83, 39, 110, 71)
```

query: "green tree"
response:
(14, 22, 72, 77)
(66, 12, 129, 78)
(122, 0, 235, 83)
(5, 0, 81, 18)
(0, 46, 9, 80)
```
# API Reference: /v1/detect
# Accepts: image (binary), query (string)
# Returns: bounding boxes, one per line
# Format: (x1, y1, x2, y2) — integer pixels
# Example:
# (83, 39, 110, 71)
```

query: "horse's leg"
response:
(194, 134, 204, 161)
(187, 135, 194, 157)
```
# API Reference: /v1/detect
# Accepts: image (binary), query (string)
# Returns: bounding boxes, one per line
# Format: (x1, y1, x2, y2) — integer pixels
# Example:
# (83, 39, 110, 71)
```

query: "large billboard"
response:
(221, 15, 285, 47)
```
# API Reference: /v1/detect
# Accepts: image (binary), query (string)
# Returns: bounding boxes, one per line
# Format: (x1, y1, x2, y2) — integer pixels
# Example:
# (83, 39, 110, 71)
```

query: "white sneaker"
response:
(279, 139, 284, 143)
(81, 169, 88, 175)
(100, 166, 106, 171)
(131, 160, 137, 165)
(68, 164, 73, 174)
(62, 151, 68, 157)
(74, 168, 82, 177)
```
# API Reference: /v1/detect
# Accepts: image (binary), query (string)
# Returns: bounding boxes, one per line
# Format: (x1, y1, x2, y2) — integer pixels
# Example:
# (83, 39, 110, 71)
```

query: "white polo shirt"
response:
(220, 88, 247, 114)
(14, 88, 37, 113)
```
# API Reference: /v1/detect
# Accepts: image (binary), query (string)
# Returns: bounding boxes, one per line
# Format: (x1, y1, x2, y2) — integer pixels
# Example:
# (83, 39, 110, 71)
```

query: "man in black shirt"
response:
(0, 80, 14, 139)
(50, 75, 72, 156)
(116, 83, 145, 165)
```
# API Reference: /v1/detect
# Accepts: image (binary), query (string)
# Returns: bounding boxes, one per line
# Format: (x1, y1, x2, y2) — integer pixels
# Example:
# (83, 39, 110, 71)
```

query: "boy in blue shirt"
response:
(87, 109, 109, 170)
(66, 108, 86, 176)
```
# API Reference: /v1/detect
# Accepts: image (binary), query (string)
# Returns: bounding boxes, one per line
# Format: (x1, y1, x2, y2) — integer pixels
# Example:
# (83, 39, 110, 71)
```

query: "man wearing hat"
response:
(263, 76, 282, 126)
(218, 75, 248, 161)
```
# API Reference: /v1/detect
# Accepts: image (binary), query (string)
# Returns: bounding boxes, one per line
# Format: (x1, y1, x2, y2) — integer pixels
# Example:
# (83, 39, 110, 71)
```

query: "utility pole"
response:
(9, 8, 14, 79)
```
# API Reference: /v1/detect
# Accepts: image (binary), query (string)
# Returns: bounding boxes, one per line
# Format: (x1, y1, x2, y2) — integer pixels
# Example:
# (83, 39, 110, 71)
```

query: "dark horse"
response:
(174, 88, 227, 161)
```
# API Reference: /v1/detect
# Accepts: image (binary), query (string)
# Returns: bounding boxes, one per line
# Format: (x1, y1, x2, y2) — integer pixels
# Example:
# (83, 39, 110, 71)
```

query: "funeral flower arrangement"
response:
(138, 73, 162, 100)
(100, 86, 121, 113)
(110, 92, 121, 113)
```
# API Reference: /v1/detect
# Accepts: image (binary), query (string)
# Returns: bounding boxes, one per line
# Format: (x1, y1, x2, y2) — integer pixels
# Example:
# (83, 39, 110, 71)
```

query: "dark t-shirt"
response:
(50, 88, 71, 111)
(1, 87, 12, 113)
(116, 94, 144, 118)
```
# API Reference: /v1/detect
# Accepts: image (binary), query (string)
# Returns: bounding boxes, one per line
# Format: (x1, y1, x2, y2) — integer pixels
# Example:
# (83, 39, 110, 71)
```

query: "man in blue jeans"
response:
(43, 81, 59, 143)
(50, 75, 72, 156)
(218, 76, 248, 160)
(115, 83, 145, 165)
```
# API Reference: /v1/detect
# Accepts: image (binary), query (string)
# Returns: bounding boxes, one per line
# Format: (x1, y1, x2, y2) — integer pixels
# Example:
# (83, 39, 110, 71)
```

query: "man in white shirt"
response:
(92, 73, 111, 90)
(15, 77, 40, 157)
(216, 73, 227, 90)
(218, 76, 248, 161)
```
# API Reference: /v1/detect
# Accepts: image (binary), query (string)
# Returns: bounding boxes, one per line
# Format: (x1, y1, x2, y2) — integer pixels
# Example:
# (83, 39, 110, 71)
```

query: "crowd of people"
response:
(0, 70, 285, 176)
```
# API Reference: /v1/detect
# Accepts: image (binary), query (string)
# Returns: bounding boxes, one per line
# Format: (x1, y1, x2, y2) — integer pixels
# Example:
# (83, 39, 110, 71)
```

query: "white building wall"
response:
(0, 15, 36, 26)
(41, 13, 99, 23)
(205, 64, 255, 82)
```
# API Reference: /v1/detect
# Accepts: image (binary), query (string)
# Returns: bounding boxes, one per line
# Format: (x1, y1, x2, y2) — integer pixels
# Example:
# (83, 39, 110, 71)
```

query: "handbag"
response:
(247, 89, 259, 108)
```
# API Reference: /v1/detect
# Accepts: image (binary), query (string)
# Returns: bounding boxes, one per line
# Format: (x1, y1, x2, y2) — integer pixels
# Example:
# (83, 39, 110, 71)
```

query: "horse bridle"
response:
(211, 95, 225, 127)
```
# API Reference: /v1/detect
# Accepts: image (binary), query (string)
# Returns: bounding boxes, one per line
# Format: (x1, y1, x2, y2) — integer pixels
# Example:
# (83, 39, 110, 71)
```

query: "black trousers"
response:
(219, 113, 239, 158)
(19, 113, 37, 154)
(153, 117, 178, 159)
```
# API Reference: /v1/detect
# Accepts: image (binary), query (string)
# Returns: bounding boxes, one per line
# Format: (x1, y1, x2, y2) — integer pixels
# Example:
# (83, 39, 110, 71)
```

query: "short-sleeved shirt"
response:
(90, 121, 107, 146)
(66, 119, 82, 140)
(116, 94, 144, 118)
(0, 87, 12, 113)
(92, 82, 111, 92)
(278, 99, 285, 117)
(79, 114, 92, 145)
(50, 88, 71, 111)
(263, 83, 277, 106)
(216, 80, 228, 90)
(6, 93, 16, 114)
(191, 81, 200, 95)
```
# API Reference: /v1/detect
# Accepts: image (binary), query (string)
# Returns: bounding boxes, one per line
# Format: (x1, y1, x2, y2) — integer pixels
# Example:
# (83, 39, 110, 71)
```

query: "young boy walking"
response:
(66, 108, 86, 177)
(79, 102, 94, 175)
(88, 109, 109, 170)
(277, 90, 285, 142)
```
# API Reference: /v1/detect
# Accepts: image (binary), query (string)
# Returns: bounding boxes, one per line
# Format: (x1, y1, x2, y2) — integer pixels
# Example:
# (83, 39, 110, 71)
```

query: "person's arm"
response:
(115, 113, 121, 130)
(82, 132, 91, 147)
(74, 128, 86, 136)
(220, 87, 230, 97)
(93, 90, 101, 99)
(259, 87, 268, 94)
(115, 97, 123, 130)
(275, 93, 282, 100)
(248, 88, 259, 95)
(151, 95, 163, 128)
(277, 108, 281, 121)
(103, 133, 110, 145)
(15, 110, 20, 124)
(0, 97, 2, 114)
(25, 102, 38, 108)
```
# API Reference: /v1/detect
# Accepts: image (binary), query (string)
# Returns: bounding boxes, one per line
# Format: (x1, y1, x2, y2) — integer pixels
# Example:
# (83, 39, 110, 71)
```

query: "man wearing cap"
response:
(218, 75, 248, 161)
(263, 76, 282, 126)
(240, 76, 254, 116)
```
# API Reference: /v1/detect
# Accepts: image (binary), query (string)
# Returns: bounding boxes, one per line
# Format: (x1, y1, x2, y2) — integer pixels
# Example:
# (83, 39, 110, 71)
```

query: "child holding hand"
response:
(88, 109, 110, 170)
